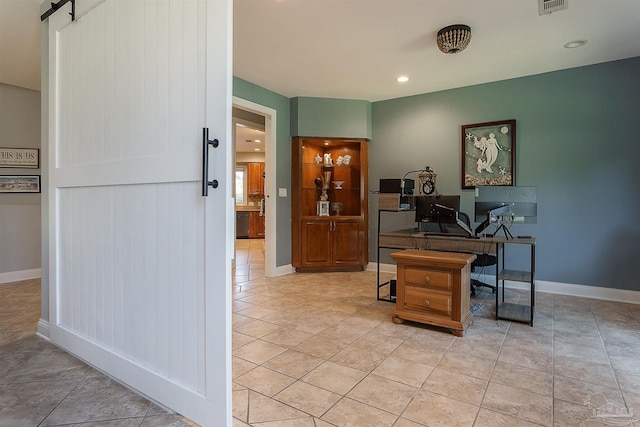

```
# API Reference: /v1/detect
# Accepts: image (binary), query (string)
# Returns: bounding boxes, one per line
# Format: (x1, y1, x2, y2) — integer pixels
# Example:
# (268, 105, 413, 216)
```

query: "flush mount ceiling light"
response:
(564, 39, 587, 49)
(437, 24, 471, 54)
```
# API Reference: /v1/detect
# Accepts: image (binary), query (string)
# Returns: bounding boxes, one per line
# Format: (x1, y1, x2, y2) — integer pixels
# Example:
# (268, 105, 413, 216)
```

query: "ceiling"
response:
(235, 122, 265, 153)
(235, 0, 640, 101)
(3, 0, 640, 102)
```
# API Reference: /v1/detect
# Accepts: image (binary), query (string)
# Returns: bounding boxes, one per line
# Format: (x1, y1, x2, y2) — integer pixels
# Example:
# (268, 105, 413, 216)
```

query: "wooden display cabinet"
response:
(292, 137, 369, 272)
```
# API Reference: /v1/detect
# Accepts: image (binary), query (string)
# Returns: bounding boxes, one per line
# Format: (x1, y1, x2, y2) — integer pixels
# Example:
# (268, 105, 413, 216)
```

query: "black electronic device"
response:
(415, 195, 472, 236)
(379, 178, 414, 195)
(415, 195, 460, 223)
(474, 186, 537, 239)
(474, 186, 538, 223)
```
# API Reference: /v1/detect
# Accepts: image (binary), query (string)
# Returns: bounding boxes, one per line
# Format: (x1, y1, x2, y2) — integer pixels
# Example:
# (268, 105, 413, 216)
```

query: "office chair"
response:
(459, 213, 497, 297)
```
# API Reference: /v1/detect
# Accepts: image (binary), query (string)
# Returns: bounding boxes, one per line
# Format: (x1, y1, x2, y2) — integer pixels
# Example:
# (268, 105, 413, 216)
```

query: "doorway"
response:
(232, 98, 277, 277)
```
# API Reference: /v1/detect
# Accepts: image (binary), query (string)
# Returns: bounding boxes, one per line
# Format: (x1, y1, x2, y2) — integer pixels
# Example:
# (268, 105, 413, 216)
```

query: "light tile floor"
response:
(0, 279, 197, 427)
(2, 241, 639, 426)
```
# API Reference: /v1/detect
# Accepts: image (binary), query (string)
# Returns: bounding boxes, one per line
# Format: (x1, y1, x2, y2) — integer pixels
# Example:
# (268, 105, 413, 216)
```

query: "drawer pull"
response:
(424, 275, 431, 283)
(424, 300, 430, 306)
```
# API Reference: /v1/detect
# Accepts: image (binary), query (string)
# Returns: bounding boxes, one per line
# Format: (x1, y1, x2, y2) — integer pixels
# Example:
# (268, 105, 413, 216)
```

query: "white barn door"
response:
(47, 1, 232, 425)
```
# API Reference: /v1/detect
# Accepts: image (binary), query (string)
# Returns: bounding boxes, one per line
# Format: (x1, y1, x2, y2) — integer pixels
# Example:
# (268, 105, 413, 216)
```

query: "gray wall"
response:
(0, 83, 41, 276)
(233, 77, 292, 266)
(371, 57, 640, 291)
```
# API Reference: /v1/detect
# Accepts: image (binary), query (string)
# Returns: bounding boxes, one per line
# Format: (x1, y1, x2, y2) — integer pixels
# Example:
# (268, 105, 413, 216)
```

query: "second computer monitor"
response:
(415, 195, 461, 224)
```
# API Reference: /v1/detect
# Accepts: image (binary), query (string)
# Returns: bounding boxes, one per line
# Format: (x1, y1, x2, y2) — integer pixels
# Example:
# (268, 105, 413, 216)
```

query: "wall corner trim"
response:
(37, 319, 51, 339)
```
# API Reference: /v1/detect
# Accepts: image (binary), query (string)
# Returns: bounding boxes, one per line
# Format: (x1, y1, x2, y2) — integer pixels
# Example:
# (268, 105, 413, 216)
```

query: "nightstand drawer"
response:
(404, 268, 452, 291)
(405, 286, 452, 316)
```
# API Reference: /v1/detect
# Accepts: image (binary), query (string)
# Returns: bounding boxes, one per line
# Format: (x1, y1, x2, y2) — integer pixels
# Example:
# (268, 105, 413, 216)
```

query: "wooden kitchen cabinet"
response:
(291, 137, 368, 272)
(391, 249, 476, 336)
(248, 211, 265, 238)
(247, 162, 264, 195)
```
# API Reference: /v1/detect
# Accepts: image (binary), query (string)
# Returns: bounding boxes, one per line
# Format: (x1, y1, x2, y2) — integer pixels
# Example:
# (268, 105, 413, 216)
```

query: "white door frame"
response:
(232, 97, 276, 277)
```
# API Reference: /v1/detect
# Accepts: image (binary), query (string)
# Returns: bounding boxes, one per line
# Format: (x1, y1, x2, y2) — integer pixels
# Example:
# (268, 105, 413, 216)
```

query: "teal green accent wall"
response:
(233, 77, 291, 266)
(291, 97, 372, 139)
(371, 57, 640, 291)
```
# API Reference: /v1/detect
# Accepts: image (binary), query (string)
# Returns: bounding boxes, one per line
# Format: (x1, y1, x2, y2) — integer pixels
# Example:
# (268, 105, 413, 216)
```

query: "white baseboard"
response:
(272, 264, 294, 277)
(0, 268, 41, 284)
(37, 319, 51, 339)
(368, 262, 640, 305)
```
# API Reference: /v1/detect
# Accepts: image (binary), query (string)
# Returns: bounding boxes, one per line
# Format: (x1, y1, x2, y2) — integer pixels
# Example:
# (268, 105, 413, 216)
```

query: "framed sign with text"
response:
(0, 147, 40, 168)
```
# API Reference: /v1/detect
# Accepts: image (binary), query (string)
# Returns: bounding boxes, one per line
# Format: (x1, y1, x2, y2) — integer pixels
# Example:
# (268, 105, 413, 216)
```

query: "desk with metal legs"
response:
(377, 228, 536, 325)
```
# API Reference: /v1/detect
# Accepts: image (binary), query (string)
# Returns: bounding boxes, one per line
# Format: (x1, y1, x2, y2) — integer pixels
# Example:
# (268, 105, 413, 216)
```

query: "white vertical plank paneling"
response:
(156, 0, 170, 155)
(112, 186, 125, 352)
(76, 15, 90, 165)
(167, 183, 184, 380)
(58, 28, 72, 168)
(180, 184, 200, 388)
(141, 186, 157, 367)
(168, 0, 184, 156)
(142, 1, 157, 164)
(154, 185, 170, 374)
(112, 0, 131, 164)
(127, 185, 145, 360)
(56, 182, 206, 386)
(182, 0, 199, 156)
(130, 0, 145, 160)
(90, 8, 105, 164)
(102, 0, 114, 163)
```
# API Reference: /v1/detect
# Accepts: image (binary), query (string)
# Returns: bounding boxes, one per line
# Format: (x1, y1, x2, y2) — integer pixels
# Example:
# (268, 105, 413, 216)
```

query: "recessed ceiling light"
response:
(254, 139, 262, 143)
(564, 40, 587, 49)
(254, 148, 260, 151)
(396, 76, 409, 83)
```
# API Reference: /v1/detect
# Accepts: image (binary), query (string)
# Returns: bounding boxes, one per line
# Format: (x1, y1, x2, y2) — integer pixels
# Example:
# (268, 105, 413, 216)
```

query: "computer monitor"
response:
(474, 186, 538, 224)
(415, 195, 460, 223)
(415, 195, 472, 236)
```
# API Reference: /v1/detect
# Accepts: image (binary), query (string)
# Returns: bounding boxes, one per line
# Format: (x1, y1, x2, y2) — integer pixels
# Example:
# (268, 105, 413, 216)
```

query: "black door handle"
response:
(202, 127, 219, 196)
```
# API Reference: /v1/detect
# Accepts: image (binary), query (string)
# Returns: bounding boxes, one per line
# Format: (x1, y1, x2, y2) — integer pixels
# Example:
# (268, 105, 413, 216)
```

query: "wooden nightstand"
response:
(391, 249, 476, 337)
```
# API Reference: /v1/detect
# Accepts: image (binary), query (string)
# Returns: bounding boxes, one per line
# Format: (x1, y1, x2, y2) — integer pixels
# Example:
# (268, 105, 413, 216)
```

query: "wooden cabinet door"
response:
(248, 211, 265, 238)
(300, 218, 361, 267)
(249, 211, 265, 238)
(248, 211, 257, 238)
(333, 219, 363, 265)
(300, 219, 332, 266)
(247, 162, 264, 195)
(257, 213, 265, 237)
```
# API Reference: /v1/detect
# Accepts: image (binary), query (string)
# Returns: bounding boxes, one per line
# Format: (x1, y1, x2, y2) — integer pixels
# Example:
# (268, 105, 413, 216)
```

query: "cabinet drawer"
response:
(404, 267, 452, 291)
(405, 286, 452, 316)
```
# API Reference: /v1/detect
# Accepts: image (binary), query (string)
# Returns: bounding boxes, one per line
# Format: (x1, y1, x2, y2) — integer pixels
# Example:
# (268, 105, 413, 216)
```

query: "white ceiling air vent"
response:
(539, 0, 568, 15)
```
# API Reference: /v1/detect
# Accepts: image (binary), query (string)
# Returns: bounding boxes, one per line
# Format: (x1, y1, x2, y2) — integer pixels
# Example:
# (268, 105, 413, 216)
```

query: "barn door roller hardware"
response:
(41, 0, 75, 22)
